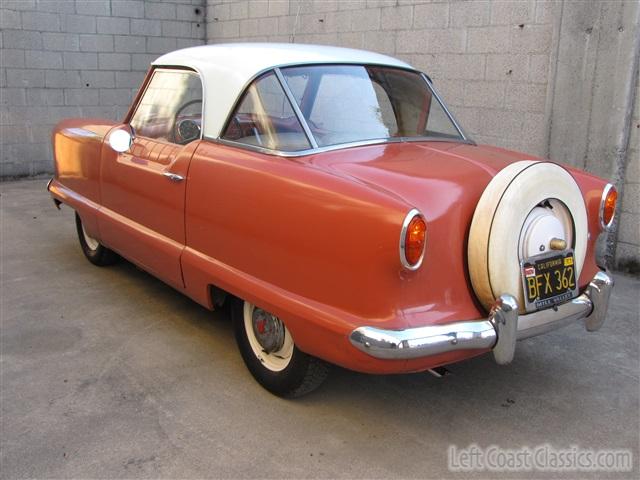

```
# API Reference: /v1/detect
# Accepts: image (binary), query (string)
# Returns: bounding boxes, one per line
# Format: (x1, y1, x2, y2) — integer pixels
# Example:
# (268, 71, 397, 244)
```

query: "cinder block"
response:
(97, 17, 130, 35)
(81, 70, 116, 88)
(36, 0, 75, 14)
(76, 0, 111, 16)
(219, 20, 239, 38)
(114, 35, 146, 53)
(131, 53, 156, 71)
(46, 70, 82, 88)
(145, 2, 176, 20)
(490, 0, 534, 26)
(0, 1, 35, 11)
(64, 88, 100, 106)
(131, 19, 162, 36)
(25, 50, 63, 69)
(162, 21, 193, 38)
(414, 2, 449, 29)
(467, 26, 511, 53)
(323, 11, 352, 33)
(21, 10, 60, 32)
(0, 49, 25, 68)
(63, 52, 98, 70)
(337, 31, 363, 49)
(486, 53, 529, 81)
(614, 242, 640, 266)
(0, 9, 21, 30)
(42, 32, 80, 51)
(351, 8, 380, 32)
(79, 34, 115, 52)
(210, 3, 230, 22)
(381, 5, 412, 31)
(510, 24, 553, 54)
(248, 1, 269, 19)
(112, 0, 145, 19)
(146, 36, 177, 54)
(338, 0, 366, 11)
(257, 17, 277, 36)
(229, 1, 248, 20)
(1, 88, 26, 106)
(115, 71, 146, 89)
(177, 4, 202, 21)
(463, 80, 505, 109)
(363, 30, 395, 55)
(397, 29, 465, 54)
(98, 53, 131, 71)
(62, 14, 97, 34)
(450, 0, 490, 27)
(269, 0, 291, 17)
(437, 54, 486, 80)
(178, 37, 204, 49)
(26, 88, 64, 106)
(3, 30, 43, 49)
(6, 69, 45, 87)
(100, 88, 134, 107)
(239, 18, 259, 37)
(505, 82, 547, 112)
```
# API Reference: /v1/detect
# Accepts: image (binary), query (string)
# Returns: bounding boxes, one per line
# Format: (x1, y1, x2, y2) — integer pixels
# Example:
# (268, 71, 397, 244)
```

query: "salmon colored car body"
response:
(49, 44, 615, 397)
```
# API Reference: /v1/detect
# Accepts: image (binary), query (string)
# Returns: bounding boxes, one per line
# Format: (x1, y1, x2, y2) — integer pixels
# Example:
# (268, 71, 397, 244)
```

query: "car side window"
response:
(130, 69, 203, 145)
(222, 72, 311, 152)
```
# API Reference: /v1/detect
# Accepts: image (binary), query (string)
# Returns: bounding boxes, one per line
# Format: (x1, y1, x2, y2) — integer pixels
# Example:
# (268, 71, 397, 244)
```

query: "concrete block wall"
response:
(206, 0, 558, 157)
(0, 0, 206, 177)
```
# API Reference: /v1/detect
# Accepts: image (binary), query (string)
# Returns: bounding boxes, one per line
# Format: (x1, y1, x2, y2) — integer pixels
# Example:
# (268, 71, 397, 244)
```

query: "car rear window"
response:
(222, 72, 311, 152)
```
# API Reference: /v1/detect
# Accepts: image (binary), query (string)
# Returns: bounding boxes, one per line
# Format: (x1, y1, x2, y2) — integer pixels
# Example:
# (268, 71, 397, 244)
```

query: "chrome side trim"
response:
(399, 208, 426, 270)
(206, 135, 475, 158)
(349, 271, 613, 362)
(273, 67, 318, 149)
(599, 183, 616, 231)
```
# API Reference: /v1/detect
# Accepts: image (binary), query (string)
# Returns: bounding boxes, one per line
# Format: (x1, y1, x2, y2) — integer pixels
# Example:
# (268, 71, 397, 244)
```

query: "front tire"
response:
(75, 213, 119, 266)
(231, 298, 329, 397)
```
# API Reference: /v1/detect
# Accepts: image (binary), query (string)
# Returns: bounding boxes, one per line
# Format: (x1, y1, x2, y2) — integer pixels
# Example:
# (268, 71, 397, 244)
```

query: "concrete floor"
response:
(1, 178, 639, 479)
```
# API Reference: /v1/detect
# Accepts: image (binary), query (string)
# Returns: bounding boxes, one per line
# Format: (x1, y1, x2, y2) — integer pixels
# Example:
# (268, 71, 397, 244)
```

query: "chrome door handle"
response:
(163, 172, 184, 182)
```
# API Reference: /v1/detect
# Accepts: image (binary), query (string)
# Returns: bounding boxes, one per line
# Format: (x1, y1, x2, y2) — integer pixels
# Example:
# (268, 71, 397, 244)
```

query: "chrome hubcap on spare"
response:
(251, 308, 286, 354)
(519, 199, 573, 259)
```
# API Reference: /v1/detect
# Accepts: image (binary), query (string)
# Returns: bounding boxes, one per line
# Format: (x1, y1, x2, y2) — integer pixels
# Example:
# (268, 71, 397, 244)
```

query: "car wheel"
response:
(75, 212, 119, 266)
(468, 161, 588, 313)
(231, 298, 329, 397)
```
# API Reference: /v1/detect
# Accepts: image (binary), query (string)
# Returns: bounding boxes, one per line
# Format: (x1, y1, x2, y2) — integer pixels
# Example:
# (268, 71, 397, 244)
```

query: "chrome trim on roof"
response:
(274, 67, 318, 149)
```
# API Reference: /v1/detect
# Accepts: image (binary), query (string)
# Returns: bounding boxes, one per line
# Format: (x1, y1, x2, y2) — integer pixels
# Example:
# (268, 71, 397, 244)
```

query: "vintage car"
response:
(48, 43, 616, 397)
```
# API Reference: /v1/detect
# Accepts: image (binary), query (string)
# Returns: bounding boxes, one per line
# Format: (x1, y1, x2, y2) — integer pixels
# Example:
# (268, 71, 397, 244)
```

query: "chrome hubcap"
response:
(251, 308, 285, 354)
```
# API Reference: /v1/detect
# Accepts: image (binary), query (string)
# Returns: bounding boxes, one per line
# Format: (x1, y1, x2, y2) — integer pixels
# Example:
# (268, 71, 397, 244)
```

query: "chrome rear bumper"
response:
(349, 271, 614, 365)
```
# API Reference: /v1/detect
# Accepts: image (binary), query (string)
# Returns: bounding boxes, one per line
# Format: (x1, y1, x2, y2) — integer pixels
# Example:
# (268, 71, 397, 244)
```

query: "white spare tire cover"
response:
(468, 161, 588, 313)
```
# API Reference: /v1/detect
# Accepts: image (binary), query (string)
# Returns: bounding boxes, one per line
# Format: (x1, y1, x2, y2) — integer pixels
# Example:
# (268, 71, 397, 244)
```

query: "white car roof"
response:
(152, 43, 415, 139)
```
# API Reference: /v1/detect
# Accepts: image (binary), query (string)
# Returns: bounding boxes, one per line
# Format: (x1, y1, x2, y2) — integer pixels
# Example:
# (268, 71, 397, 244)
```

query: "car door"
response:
(100, 68, 203, 289)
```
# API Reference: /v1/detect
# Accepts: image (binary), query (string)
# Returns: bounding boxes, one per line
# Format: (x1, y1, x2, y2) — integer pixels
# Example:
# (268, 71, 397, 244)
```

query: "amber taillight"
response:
(600, 184, 617, 230)
(400, 210, 427, 270)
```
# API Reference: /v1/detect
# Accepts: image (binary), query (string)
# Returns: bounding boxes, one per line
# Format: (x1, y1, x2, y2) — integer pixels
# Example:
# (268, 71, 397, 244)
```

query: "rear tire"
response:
(75, 212, 119, 266)
(231, 298, 329, 397)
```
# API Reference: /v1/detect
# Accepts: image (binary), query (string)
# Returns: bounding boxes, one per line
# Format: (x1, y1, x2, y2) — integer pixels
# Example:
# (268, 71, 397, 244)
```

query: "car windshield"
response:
(280, 65, 464, 148)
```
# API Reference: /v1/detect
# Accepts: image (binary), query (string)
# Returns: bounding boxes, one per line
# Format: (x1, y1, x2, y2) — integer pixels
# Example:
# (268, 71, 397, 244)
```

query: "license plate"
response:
(521, 250, 578, 312)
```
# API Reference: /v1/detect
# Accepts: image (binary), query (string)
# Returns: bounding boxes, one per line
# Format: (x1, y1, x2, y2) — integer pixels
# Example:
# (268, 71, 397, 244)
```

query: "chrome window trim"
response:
(420, 73, 473, 144)
(273, 67, 318, 149)
(599, 183, 616, 230)
(399, 208, 426, 271)
(129, 66, 205, 143)
(207, 135, 475, 158)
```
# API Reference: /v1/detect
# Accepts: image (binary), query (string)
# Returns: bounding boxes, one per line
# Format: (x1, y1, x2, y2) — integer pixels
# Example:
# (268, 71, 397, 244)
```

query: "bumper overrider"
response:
(350, 271, 613, 365)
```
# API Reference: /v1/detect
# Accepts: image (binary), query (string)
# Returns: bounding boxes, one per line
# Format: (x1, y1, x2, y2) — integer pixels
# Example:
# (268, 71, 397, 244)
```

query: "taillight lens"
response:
(401, 210, 426, 270)
(600, 184, 617, 230)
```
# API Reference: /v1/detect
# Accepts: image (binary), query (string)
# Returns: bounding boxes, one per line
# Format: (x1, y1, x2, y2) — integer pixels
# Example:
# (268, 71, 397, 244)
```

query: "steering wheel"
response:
(173, 99, 202, 144)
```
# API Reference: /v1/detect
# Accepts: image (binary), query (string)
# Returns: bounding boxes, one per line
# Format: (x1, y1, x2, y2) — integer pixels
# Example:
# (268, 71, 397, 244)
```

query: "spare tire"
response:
(468, 161, 588, 314)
